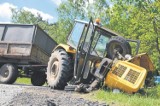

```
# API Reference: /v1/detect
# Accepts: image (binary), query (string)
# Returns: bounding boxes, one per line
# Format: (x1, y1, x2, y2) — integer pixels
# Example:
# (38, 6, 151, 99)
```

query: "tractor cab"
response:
(67, 18, 130, 84)
(67, 19, 117, 58)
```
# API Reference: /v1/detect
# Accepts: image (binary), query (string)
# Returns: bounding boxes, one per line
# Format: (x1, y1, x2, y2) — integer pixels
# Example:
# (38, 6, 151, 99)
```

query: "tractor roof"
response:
(75, 19, 119, 37)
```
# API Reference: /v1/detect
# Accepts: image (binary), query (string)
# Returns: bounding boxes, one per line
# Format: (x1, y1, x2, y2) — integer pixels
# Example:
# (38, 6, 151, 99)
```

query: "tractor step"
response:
(64, 85, 77, 91)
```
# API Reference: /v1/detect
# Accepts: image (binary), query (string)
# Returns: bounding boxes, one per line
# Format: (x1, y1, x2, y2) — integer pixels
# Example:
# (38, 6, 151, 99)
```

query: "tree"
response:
(108, 0, 160, 70)
(11, 8, 50, 31)
(56, 0, 110, 43)
(11, 8, 67, 43)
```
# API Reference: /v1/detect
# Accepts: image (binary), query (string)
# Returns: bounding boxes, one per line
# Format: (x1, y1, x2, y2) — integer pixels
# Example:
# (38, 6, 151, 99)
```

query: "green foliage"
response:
(106, 0, 160, 70)
(157, 84, 160, 97)
(11, 9, 50, 31)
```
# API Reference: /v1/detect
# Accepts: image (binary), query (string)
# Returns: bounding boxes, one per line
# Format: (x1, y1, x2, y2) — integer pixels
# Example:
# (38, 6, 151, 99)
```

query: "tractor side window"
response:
(94, 35, 110, 56)
(67, 22, 85, 49)
(79, 25, 94, 52)
(91, 28, 111, 57)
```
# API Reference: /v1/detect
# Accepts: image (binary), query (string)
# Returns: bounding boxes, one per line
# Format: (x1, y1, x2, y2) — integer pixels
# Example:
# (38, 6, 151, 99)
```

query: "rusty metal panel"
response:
(0, 43, 31, 55)
(0, 43, 7, 54)
(0, 44, 49, 65)
(0, 42, 32, 61)
(8, 44, 31, 55)
(129, 53, 154, 71)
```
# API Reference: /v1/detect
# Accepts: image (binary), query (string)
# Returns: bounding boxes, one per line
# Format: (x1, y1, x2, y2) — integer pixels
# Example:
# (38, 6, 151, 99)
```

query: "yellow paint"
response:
(53, 44, 76, 53)
(105, 61, 147, 93)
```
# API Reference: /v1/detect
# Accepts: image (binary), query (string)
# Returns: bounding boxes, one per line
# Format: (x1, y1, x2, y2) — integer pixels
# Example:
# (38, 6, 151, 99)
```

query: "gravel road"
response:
(0, 84, 107, 106)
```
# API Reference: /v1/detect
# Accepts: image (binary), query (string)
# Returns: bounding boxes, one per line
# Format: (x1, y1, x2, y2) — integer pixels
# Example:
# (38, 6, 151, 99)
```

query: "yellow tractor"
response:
(46, 18, 154, 93)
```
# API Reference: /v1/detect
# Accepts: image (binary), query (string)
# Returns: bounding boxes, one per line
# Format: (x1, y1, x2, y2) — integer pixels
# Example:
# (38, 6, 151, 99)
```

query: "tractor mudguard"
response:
(53, 44, 76, 54)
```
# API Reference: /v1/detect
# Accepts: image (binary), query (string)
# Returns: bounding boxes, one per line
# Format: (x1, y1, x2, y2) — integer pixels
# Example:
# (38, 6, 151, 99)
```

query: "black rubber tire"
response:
(107, 36, 131, 59)
(0, 64, 18, 84)
(47, 49, 73, 90)
(31, 71, 46, 86)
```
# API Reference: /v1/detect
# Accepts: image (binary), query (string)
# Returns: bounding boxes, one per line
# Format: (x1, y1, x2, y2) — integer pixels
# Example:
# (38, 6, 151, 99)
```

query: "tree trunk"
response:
(153, 19, 160, 68)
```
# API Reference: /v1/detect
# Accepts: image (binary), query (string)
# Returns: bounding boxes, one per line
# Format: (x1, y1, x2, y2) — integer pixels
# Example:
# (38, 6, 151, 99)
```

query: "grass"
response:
(15, 77, 47, 86)
(16, 77, 31, 85)
(91, 86, 160, 106)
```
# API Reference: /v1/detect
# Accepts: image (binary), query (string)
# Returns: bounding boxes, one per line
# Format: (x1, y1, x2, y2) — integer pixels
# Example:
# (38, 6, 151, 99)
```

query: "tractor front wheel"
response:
(47, 49, 73, 89)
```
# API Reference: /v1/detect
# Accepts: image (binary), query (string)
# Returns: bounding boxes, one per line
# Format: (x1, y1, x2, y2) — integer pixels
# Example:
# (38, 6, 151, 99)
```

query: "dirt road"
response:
(0, 84, 107, 106)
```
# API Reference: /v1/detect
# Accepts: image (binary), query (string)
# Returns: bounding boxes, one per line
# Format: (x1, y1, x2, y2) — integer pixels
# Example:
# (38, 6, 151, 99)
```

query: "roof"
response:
(75, 19, 120, 36)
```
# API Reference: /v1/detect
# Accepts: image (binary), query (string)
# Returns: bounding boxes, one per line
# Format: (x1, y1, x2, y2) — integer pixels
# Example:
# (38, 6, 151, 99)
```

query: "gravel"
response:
(0, 84, 108, 106)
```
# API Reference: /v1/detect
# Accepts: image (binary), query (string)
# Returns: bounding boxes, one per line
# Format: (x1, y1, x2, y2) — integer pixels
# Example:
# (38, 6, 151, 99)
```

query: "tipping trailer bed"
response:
(0, 24, 57, 65)
(0, 24, 57, 86)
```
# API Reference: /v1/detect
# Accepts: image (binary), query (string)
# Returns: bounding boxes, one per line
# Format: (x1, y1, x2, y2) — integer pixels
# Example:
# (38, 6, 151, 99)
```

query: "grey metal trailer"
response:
(0, 24, 57, 86)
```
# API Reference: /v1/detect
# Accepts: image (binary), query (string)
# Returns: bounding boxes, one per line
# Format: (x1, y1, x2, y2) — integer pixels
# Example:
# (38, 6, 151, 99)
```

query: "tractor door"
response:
(74, 19, 95, 83)
(68, 18, 98, 83)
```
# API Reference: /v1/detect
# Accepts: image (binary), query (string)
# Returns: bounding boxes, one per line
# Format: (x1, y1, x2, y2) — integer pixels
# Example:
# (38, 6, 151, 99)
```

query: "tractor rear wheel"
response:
(47, 49, 73, 89)
(107, 36, 131, 59)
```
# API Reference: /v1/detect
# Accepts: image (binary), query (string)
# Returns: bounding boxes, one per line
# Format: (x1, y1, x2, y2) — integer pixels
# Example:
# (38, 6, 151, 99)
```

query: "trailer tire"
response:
(0, 64, 18, 84)
(107, 36, 131, 59)
(47, 49, 73, 90)
(31, 71, 46, 86)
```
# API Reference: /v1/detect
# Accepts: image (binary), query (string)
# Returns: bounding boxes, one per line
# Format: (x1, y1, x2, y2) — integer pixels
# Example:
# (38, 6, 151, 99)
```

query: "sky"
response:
(0, 0, 108, 23)
(0, 0, 64, 23)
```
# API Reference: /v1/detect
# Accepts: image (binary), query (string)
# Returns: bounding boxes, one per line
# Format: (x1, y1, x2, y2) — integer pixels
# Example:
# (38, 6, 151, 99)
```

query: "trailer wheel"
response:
(0, 64, 18, 84)
(47, 49, 73, 90)
(31, 71, 46, 86)
(107, 36, 131, 59)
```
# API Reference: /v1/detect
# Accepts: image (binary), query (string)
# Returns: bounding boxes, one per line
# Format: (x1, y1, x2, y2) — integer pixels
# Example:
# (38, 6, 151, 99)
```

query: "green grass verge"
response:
(92, 86, 160, 106)
(16, 78, 31, 85)
(15, 77, 47, 86)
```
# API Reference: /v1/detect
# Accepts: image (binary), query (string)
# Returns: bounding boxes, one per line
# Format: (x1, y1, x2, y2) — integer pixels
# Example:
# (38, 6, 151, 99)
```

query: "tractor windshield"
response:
(93, 33, 110, 57)
(90, 27, 111, 57)
(67, 21, 111, 57)
(79, 25, 111, 57)
(67, 22, 85, 49)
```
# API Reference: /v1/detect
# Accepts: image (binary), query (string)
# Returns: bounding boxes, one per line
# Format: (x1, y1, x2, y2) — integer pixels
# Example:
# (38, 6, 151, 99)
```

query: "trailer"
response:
(0, 24, 57, 86)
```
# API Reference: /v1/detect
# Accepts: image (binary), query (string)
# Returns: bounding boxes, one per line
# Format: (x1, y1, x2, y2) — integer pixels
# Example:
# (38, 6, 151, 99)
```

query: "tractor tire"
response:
(31, 71, 46, 86)
(107, 36, 131, 59)
(47, 49, 73, 90)
(0, 64, 18, 84)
